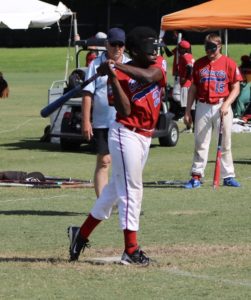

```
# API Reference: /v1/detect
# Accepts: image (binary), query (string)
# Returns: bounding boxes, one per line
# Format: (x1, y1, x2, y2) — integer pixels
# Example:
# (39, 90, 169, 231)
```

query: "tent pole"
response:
(64, 14, 74, 81)
(177, 32, 182, 43)
(224, 29, 228, 56)
(73, 13, 79, 61)
(176, 32, 182, 69)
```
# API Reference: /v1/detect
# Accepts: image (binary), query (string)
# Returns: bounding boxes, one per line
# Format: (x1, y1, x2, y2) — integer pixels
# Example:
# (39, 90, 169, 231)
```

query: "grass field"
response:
(0, 46, 251, 299)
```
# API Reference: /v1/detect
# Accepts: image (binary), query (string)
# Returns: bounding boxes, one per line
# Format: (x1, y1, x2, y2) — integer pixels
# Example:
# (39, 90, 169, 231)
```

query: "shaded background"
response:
(0, 0, 250, 47)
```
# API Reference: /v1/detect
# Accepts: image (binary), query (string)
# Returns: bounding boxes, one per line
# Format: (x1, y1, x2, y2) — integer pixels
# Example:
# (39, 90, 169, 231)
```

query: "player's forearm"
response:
(82, 93, 93, 124)
(185, 65, 193, 79)
(163, 47, 173, 57)
(225, 81, 240, 106)
(114, 62, 162, 84)
(185, 84, 196, 112)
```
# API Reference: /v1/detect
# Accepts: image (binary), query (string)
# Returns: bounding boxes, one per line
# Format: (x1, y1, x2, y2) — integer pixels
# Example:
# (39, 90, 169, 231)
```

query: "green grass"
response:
(0, 46, 251, 299)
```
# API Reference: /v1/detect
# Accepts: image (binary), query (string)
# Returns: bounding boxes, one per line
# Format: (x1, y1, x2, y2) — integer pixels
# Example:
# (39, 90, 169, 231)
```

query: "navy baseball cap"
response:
(107, 28, 125, 44)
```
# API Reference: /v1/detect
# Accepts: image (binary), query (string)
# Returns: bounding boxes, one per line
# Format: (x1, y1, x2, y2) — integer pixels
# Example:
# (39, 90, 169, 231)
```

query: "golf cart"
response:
(44, 39, 179, 151)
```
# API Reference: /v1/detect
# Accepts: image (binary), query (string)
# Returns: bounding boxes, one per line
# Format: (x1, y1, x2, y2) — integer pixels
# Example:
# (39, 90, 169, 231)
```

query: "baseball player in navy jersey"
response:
(68, 27, 167, 266)
(82, 28, 130, 197)
(184, 33, 242, 189)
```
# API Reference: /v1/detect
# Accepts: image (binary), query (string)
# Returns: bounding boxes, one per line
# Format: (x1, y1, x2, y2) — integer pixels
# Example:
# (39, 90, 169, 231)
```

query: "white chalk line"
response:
(0, 118, 36, 134)
(166, 267, 251, 288)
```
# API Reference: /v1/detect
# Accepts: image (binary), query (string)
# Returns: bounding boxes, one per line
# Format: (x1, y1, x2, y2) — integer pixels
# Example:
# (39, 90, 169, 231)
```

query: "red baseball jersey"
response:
(178, 53, 195, 88)
(109, 56, 167, 136)
(193, 55, 243, 103)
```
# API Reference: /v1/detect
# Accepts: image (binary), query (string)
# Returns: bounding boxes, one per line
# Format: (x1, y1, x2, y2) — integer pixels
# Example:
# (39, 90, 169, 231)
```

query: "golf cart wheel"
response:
(60, 119, 81, 151)
(159, 120, 179, 147)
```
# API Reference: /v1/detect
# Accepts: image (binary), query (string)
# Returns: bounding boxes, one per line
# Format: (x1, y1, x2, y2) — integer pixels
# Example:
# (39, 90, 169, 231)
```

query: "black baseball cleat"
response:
(67, 226, 90, 262)
(120, 248, 150, 266)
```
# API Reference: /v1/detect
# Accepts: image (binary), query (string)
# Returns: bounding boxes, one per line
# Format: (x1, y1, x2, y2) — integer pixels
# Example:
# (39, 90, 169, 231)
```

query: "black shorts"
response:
(93, 128, 109, 155)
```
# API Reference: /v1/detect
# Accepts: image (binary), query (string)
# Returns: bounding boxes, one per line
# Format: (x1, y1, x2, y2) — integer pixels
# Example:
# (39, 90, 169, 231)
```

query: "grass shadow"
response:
(208, 159, 251, 165)
(0, 139, 95, 154)
(233, 159, 251, 165)
(0, 210, 88, 216)
(0, 257, 69, 263)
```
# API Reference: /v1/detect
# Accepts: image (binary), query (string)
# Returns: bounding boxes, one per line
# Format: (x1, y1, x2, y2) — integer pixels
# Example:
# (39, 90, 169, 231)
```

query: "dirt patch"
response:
(146, 244, 251, 256)
(0, 245, 250, 270)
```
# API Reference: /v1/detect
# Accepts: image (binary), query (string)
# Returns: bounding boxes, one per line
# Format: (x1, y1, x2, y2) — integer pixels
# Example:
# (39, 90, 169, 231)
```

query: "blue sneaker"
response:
(184, 178, 201, 189)
(223, 177, 240, 187)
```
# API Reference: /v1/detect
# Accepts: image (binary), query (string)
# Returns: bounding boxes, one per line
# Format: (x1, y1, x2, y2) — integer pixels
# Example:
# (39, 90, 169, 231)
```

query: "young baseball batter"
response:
(184, 33, 242, 189)
(82, 28, 130, 197)
(68, 26, 167, 266)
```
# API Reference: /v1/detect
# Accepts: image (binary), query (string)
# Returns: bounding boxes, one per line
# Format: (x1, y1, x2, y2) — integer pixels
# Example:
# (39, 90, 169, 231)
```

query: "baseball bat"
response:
(213, 116, 223, 189)
(0, 181, 94, 189)
(40, 73, 99, 118)
(143, 180, 187, 186)
(0, 182, 35, 188)
(44, 176, 92, 183)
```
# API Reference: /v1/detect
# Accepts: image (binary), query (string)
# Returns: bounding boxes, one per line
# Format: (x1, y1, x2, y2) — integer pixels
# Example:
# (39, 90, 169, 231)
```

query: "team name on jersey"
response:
(199, 68, 226, 82)
(128, 78, 145, 93)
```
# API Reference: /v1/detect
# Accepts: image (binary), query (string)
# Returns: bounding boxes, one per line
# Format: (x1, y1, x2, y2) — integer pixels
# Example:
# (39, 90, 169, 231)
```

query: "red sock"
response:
(123, 229, 138, 255)
(80, 214, 101, 239)
(192, 174, 201, 181)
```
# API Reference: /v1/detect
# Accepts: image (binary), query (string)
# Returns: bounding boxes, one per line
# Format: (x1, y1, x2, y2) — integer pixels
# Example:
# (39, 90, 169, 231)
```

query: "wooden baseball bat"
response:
(60, 182, 94, 189)
(40, 73, 99, 118)
(213, 116, 223, 189)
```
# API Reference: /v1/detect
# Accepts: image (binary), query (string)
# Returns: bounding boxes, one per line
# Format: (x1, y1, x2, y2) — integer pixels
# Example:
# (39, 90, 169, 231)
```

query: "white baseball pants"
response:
(190, 101, 235, 179)
(91, 121, 151, 231)
(180, 86, 195, 109)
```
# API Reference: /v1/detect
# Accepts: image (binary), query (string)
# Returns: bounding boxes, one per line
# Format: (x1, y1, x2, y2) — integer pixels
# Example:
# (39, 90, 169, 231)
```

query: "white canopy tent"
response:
(0, 0, 72, 30)
(0, 0, 75, 79)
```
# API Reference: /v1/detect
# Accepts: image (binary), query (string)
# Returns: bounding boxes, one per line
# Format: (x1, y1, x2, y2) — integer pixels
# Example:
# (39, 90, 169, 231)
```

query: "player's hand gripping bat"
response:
(40, 73, 99, 118)
(213, 115, 223, 189)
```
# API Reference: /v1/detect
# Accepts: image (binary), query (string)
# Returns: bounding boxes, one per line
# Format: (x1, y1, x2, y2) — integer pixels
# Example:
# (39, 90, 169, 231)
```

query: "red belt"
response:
(198, 98, 224, 105)
(123, 125, 154, 137)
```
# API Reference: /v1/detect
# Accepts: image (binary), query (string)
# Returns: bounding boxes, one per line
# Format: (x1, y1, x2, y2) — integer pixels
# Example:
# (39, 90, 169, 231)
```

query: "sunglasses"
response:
(109, 42, 124, 48)
(205, 41, 219, 53)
